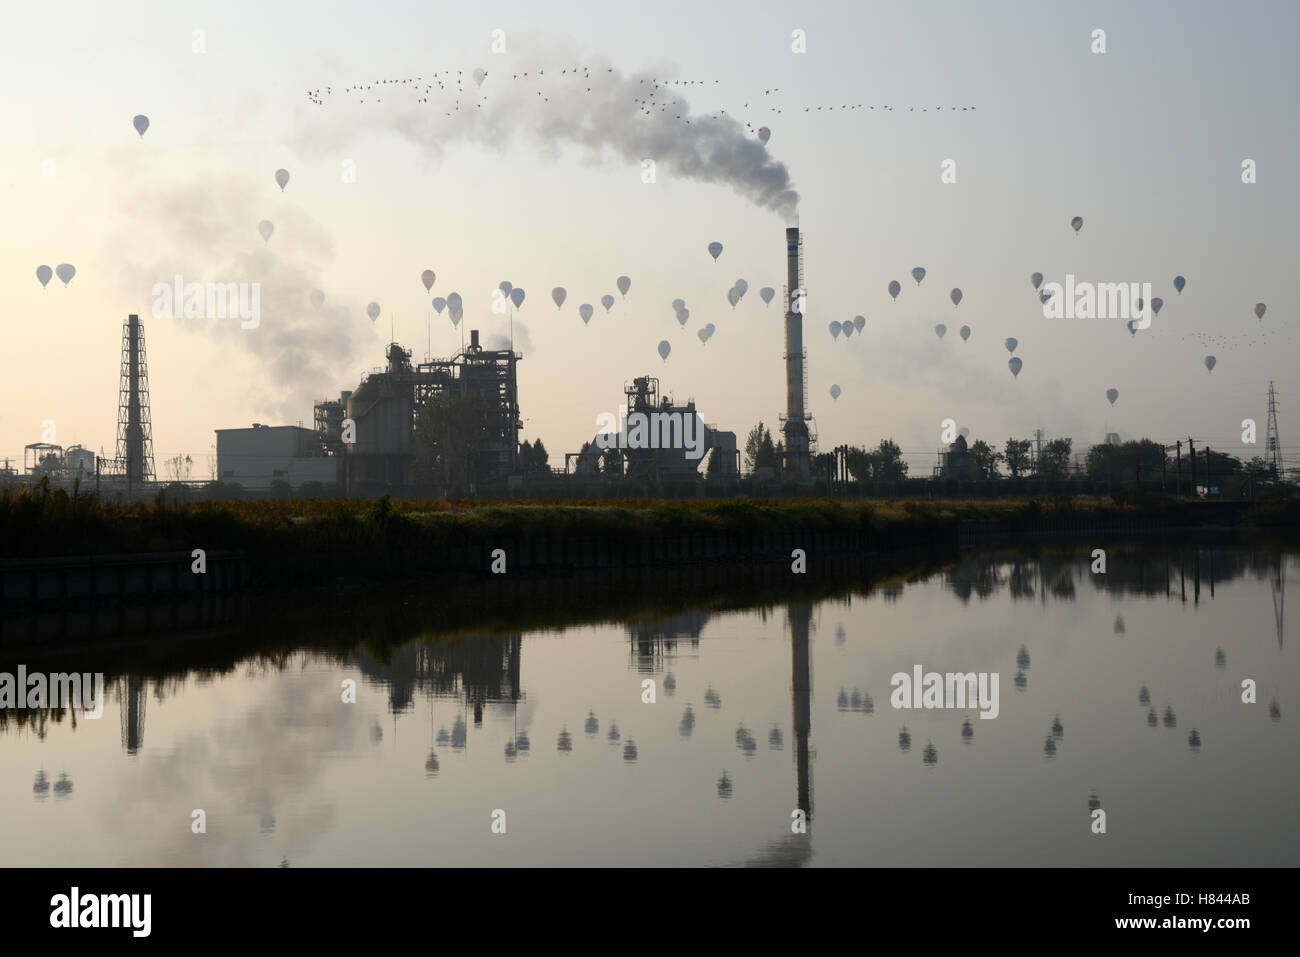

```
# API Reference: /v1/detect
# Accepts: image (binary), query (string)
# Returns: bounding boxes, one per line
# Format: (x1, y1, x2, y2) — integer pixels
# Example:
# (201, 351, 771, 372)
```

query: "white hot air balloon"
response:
(258, 220, 274, 243)
(275, 168, 290, 191)
(829, 321, 842, 340)
(36, 265, 52, 288)
(617, 275, 631, 297)
(367, 302, 381, 322)
(760, 287, 775, 306)
(55, 263, 76, 286)
(552, 287, 567, 309)
(310, 290, 324, 309)
(658, 340, 671, 361)
(601, 294, 615, 312)
(579, 303, 594, 324)
(132, 114, 149, 138)
(829, 384, 841, 401)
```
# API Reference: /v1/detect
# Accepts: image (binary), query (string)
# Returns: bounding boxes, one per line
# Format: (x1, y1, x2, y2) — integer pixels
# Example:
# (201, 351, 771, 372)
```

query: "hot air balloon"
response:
(934, 323, 947, 339)
(579, 303, 594, 324)
(510, 287, 524, 309)
(829, 321, 841, 340)
(1070, 216, 1083, 233)
(473, 68, 486, 86)
(759, 287, 775, 306)
(1031, 272, 1043, 290)
(853, 315, 865, 333)
(842, 323, 854, 339)
(552, 287, 566, 309)
(757, 126, 770, 144)
(912, 267, 926, 285)
(132, 114, 149, 138)
(671, 298, 685, 313)
(676, 308, 690, 326)
(1005, 337, 1018, 353)
(55, 264, 75, 286)
(432, 297, 446, 315)
(275, 168, 289, 191)
(1151, 297, 1163, 316)
(734, 279, 748, 298)
(421, 270, 436, 292)
(950, 287, 962, 307)
(959, 325, 970, 342)
(707, 242, 723, 262)
(36, 265, 52, 288)
(617, 275, 631, 297)
(888, 280, 901, 300)
(258, 220, 274, 243)
(1173, 275, 1186, 294)
(1127, 320, 1140, 336)
(500, 281, 512, 298)
(829, 384, 841, 400)
(601, 294, 615, 312)
(1136, 298, 1144, 314)
(658, 340, 671, 361)
(447, 292, 462, 315)
(310, 290, 324, 309)
(1254, 302, 1266, 319)
(1106, 388, 1118, 405)
(1040, 290, 1052, 304)
(1204, 355, 1216, 372)
(698, 324, 716, 343)
(727, 287, 740, 308)
(1008, 357, 1023, 378)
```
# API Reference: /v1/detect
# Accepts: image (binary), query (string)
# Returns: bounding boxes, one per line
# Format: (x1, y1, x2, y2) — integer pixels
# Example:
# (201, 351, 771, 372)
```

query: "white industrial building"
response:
(215, 424, 338, 490)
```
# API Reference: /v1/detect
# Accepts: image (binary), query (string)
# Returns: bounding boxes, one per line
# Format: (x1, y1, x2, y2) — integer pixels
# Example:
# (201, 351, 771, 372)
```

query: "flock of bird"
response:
(304, 66, 977, 128)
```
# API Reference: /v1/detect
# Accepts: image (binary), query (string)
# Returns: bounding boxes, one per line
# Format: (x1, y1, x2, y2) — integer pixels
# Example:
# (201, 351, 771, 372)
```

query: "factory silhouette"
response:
(11, 227, 816, 500)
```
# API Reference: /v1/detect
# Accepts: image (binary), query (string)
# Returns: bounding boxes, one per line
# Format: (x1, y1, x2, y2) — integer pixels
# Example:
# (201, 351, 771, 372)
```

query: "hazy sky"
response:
(3, 0, 1298, 476)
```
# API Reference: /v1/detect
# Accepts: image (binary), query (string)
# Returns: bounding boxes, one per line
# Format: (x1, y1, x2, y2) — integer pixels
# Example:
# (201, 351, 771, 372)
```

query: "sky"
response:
(3, 0, 1298, 477)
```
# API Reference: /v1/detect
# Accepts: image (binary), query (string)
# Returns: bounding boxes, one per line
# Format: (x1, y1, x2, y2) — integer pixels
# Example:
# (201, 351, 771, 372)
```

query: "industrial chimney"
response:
(782, 227, 811, 483)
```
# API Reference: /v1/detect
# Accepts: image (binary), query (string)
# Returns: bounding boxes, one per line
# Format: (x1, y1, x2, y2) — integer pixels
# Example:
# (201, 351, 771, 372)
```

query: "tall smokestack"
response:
(782, 228, 811, 483)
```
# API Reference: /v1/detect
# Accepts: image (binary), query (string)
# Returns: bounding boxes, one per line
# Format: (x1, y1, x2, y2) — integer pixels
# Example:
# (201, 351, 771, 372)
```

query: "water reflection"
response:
(1, 541, 1294, 866)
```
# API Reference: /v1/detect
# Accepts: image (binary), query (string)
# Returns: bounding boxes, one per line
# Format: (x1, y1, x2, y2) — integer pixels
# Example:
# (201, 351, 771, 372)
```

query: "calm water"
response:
(2, 543, 1296, 867)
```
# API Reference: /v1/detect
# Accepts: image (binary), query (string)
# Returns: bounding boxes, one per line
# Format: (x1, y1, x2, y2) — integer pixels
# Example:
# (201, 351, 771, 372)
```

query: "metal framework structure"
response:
(113, 314, 155, 489)
(1266, 380, 1282, 475)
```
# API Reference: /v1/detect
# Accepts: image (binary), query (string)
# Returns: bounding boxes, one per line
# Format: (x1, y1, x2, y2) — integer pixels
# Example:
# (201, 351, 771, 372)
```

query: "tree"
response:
(413, 393, 480, 488)
(1086, 439, 1166, 484)
(744, 422, 778, 472)
(844, 445, 872, 482)
(873, 439, 908, 481)
(531, 438, 549, 470)
(519, 439, 533, 467)
(601, 448, 623, 475)
(969, 439, 1002, 479)
(706, 447, 725, 476)
(1037, 438, 1073, 479)
(1003, 438, 1033, 478)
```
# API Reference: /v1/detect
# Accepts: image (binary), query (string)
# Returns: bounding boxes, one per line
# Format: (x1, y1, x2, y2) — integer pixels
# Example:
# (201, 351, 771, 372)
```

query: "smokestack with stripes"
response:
(782, 227, 811, 483)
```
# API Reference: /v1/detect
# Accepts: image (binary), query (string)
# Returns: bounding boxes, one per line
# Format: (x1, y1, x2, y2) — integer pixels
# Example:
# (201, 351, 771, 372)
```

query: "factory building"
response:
(215, 424, 337, 490)
(316, 330, 522, 493)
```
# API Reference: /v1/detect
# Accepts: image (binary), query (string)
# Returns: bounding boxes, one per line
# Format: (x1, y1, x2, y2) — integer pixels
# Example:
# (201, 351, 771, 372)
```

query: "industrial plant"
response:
(4, 227, 823, 499)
